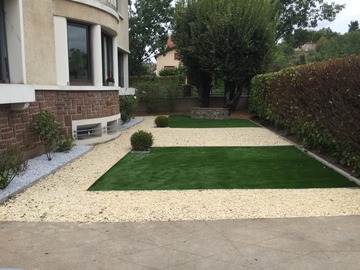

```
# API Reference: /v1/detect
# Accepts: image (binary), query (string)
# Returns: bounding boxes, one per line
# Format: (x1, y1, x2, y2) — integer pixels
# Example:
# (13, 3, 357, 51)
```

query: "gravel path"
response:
(0, 116, 359, 222)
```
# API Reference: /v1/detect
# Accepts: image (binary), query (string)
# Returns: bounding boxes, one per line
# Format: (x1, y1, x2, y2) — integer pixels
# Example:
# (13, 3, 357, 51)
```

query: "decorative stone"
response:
(191, 107, 229, 119)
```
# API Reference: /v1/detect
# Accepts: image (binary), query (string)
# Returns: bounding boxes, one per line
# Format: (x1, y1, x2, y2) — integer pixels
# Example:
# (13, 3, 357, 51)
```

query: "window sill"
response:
(33, 85, 121, 91)
(0, 84, 35, 104)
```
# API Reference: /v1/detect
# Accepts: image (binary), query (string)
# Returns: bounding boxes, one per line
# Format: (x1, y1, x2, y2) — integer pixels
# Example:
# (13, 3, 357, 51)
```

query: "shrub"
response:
(155, 116, 169, 127)
(129, 75, 184, 113)
(120, 95, 138, 123)
(130, 130, 153, 151)
(250, 55, 360, 176)
(32, 111, 63, 160)
(56, 135, 75, 152)
(0, 148, 27, 189)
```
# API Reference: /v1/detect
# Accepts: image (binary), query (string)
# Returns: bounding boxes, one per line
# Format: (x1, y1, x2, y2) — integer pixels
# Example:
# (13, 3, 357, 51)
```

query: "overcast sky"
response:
(313, 0, 360, 33)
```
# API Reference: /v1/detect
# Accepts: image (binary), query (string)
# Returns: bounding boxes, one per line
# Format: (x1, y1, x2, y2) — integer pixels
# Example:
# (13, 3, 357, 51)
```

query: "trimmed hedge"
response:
(130, 130, 154, 151)
(129, 75, 184, 113)
(250, 55, 360, 176)
(155, 115, 169, 127)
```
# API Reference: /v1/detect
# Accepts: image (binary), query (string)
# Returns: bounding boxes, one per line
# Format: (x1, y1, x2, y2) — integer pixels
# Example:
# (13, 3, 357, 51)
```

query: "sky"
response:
(313, 0, 360, 33)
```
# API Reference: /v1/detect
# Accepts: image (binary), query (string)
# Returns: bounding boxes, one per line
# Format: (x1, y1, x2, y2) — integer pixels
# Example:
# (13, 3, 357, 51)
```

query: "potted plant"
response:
(105, 75, 115, 86)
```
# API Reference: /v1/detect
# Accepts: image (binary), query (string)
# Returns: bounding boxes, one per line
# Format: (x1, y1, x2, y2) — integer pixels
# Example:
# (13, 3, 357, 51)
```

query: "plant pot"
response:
(107, 82, 114, 86)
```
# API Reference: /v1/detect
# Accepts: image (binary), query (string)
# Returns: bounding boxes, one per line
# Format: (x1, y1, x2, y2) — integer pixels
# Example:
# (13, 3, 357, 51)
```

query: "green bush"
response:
(32, 111, 63, 161)
(56, 135, 75, 152)
(130, 75, 184, 113)
(159, 66, 185, 77)
(155, 115, 169, 127)
(0, 148, 27, 189)
(159, 69, 177, 76)
(250, 55, 360, 176)
(120, 95, 138, 123)
(130, 130, 154, 151)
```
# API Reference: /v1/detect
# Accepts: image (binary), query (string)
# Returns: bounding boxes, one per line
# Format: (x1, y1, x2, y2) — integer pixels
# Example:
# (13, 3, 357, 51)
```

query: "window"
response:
(102, 31, 113, 85)
(0, 0, 9, 83)
(67, 22, 92, 84)
(107, 0, 118, 10)
(108, 0, 122, 14)
(174, 52, 181, 60)
(118, 51, 124, 87)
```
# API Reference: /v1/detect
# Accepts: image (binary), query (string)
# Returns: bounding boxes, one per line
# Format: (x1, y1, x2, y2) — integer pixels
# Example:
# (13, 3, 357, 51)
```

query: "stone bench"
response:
(191, 107, 229, 120)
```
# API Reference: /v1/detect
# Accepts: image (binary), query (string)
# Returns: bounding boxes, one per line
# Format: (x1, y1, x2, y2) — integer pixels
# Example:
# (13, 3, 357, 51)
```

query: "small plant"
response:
(106, 75, 115, 83)
(130, 130, 153, 151)
(32, 111, 63, 161)
(56, 135, 75, 152)
(155, 115, 169, 127)
(0, 148, 27, 189)
(120, 95, 138, 123)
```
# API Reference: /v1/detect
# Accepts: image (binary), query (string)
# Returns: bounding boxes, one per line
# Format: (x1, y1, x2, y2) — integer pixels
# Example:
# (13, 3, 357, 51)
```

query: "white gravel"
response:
(0, 116, 359, 223)
(0, 145, 92, 203)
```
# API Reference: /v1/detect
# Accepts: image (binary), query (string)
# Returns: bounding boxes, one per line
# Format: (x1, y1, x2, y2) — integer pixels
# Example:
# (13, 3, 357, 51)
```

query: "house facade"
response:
(0, 0, 132, 156)
(155, 37, 181, 76)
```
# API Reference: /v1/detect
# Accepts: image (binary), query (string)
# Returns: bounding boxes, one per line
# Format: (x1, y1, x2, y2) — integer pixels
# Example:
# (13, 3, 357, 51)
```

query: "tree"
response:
(348, 20, 359, 33)
(128, 0, 174, 76)
(290, 27, 338, 48)
(173, 0, 277, 109)
(315, 31, 360, 61)
(275, 0, 345, 39)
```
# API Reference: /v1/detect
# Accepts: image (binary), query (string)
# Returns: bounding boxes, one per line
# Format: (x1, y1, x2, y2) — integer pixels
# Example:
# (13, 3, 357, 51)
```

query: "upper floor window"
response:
(108, 0, 121, 14)
(174, 52, 181, 60)
(67, 22, 92, 85)
(107, 0, 117, 9)
(0, 0, 9, 83)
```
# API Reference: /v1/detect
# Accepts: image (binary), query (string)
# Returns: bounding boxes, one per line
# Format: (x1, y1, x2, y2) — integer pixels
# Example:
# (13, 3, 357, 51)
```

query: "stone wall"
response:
(191, 107, 229, 119)
(0, 90, 119, 156)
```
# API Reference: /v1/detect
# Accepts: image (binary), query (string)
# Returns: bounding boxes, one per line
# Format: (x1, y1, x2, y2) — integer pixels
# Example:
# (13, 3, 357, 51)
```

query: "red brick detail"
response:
(0, 89, 120, 156)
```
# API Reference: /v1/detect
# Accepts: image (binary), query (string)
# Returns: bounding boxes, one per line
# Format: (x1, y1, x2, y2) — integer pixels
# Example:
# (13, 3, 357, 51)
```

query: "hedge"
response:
(249, 55, 360, 176)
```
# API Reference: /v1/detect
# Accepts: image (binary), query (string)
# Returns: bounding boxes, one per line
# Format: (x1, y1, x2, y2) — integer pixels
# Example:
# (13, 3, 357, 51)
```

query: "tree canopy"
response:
(173, 0, 278, 109)
(128, 0, 174, 76)
(348, 20, 359, 33)
(275, 0, 345, 39)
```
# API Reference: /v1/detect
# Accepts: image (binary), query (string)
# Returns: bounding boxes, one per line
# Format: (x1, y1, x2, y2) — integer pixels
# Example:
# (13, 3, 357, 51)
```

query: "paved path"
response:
(1, 215, 359, 269)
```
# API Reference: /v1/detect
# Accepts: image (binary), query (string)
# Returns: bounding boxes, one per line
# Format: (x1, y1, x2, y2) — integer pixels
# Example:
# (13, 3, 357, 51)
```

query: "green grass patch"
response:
(88, 146, 358, 191)
(168, 115, 259, 128)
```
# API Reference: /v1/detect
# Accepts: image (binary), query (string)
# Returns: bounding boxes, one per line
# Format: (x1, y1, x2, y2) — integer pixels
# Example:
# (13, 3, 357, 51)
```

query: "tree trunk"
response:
(195, 72, 212, 107)
(224, 81, 236, 108)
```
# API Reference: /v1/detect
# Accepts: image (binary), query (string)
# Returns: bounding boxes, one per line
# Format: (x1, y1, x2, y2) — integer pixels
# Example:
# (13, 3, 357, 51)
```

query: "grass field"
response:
(88, 146, 358, 191)
(168, 115, 259, 128)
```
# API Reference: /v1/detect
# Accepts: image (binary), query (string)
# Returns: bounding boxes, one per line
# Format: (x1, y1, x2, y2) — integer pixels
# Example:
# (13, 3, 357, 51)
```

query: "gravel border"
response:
(0, 118, 143, 204)
(0, 146, 93, 204)
(0, 116, 359, 223)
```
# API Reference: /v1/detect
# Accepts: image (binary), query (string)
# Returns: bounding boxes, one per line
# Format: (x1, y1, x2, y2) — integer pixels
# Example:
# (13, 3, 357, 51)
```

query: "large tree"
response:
(275, 0, 345, 40)
(315, 30, 360, 61)
(128, 0, 174, 76)
(173, 0, 277, 109)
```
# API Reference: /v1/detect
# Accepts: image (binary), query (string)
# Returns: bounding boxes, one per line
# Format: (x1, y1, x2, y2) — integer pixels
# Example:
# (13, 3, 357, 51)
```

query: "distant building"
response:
(155, 37, 181, 76)
(295, 42, 317, 52)
(0, 0, 131, 156)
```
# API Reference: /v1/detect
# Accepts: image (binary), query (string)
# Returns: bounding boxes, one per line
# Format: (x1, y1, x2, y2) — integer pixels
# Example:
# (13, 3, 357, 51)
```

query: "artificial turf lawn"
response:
(88, 146, 358, 191)
(168, 115, 259, 128)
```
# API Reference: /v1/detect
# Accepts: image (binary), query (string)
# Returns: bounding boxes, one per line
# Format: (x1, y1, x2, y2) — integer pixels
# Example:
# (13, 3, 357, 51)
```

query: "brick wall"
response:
(0, 90, 120, 155)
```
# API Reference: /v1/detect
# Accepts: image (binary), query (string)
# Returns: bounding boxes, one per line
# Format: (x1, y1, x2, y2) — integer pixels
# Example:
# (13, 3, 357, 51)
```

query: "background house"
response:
(294, 42, 317, 52)
(0, 0, 131, 157)
(155, 37, 181, 76)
